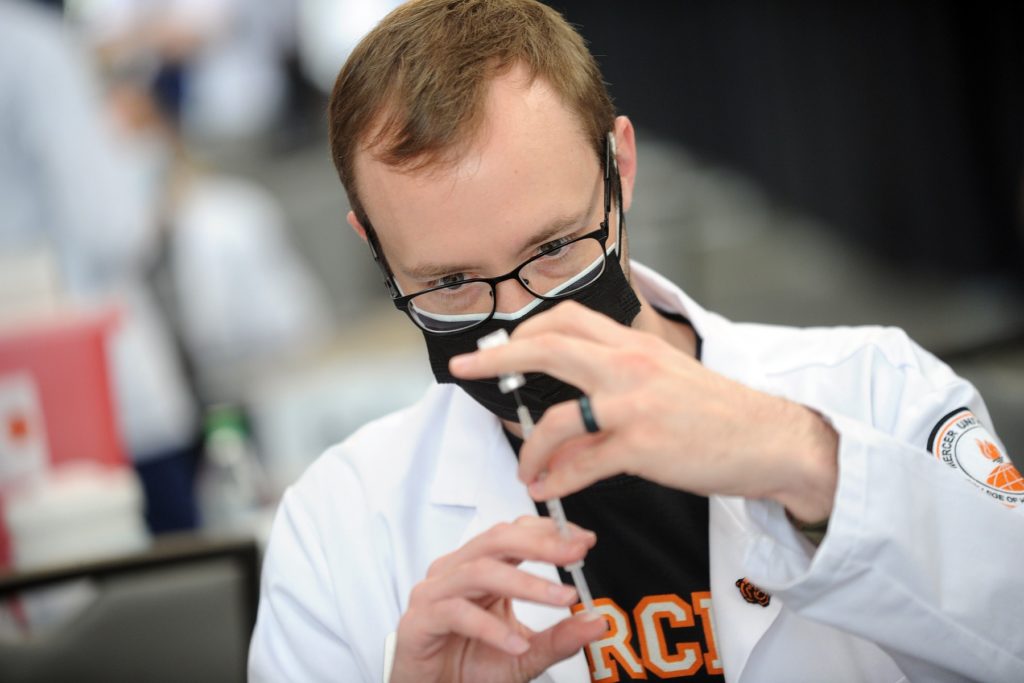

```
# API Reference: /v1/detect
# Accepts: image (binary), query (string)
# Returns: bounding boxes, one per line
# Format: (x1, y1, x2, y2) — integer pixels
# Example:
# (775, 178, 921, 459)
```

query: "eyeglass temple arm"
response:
(605, 132, 625, 258)
(363, 221, 401, 300)
(605, 132, 615, 213)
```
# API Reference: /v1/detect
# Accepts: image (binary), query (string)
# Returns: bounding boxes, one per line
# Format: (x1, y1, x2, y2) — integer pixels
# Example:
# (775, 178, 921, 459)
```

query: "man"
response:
(249, 1, 1024, 681)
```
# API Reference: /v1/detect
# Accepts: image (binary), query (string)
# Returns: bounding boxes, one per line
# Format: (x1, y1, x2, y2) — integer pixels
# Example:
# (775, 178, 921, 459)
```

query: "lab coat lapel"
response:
(703, 321, 786, 681)
(709, 496, 782, 682)
(429, 391, 590, 683)
(634, 263, 786, 680)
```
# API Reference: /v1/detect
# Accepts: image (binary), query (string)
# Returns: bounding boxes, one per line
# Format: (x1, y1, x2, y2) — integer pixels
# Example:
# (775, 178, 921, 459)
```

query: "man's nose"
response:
(493, 277, 537, 314)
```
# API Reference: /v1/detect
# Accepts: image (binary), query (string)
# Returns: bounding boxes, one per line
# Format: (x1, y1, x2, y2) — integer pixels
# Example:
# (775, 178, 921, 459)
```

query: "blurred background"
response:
(0, 0, 1020, 680)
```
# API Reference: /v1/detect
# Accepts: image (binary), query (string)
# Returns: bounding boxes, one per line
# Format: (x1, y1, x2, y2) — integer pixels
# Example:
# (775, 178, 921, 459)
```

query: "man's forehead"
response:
(362, 160, 600, 282)
(354, 67, 593, 199)
(354, 70, 599, 268)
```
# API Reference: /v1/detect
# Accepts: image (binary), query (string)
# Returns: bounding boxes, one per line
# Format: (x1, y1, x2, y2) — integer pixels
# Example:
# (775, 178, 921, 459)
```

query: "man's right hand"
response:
(388, 516, 605, 683)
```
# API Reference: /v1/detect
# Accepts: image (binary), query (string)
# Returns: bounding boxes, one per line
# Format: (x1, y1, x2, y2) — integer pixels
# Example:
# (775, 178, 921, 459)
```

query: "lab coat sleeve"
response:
(743, 331, 1024, 682)
(249, 483, 373, 682)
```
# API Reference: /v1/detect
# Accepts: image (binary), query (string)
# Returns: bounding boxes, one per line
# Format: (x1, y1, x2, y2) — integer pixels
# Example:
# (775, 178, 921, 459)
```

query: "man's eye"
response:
(538, 236, 573, 257)
(437, 273, 467, 287)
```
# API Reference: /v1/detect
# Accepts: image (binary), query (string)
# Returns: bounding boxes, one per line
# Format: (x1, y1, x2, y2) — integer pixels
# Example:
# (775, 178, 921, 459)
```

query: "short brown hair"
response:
(327, 0, 615, 225)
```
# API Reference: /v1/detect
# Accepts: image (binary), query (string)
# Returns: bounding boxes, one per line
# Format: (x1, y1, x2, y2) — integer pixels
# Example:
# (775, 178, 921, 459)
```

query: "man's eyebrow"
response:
(402, 213, 587, 281)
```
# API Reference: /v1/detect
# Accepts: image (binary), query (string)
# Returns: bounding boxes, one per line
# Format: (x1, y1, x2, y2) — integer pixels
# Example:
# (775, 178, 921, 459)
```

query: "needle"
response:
(510, 388, 596, 614)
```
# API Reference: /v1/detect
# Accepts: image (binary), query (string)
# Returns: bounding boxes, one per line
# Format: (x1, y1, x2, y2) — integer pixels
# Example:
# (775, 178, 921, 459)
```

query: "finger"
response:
(513, 514, 552, 528)
(448, 332, 610, 393)
(518, 609, 609, 678)
(513, 515, 595, 539)
(513, 300, 635, 347)
(417, 557, 578, 608)
(417, 598, 533, 656)
(519, 396, 611, 485)
(427, 518, 596, 576)
(527, 434, 630, 500)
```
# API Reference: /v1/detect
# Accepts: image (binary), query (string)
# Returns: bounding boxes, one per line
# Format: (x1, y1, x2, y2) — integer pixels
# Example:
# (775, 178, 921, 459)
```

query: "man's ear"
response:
(612, 115, 638, 212)
(347, 210, 368, 242)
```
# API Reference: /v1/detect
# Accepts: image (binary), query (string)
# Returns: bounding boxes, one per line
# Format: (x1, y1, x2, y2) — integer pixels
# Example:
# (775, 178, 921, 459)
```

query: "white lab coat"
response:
(249, 262, 1024, 682)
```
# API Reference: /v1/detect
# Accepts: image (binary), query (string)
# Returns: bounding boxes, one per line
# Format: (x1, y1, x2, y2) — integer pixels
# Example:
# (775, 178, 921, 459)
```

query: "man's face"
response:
(351, 65, 635, 312)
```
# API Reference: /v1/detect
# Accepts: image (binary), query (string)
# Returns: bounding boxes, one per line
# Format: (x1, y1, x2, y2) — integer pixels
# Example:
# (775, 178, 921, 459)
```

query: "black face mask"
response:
(425, 252, 641, 423)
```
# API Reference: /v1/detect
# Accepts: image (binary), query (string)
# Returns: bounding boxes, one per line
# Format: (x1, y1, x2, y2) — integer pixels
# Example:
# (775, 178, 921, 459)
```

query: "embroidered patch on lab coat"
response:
(927, 407, 1022, 507)
(735, 578, 771, 607)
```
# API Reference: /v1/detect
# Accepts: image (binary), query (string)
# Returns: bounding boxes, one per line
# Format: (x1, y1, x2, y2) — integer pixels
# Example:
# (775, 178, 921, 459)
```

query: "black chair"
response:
(0, 535, 259, 683)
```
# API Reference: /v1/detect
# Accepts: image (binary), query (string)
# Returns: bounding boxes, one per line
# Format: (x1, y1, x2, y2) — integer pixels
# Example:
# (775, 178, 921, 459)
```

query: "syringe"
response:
(477, 330, 596, 614)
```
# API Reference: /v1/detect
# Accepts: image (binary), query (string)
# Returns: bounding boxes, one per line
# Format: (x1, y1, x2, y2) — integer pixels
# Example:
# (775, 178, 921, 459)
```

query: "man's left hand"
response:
(449, 301, 839, 525)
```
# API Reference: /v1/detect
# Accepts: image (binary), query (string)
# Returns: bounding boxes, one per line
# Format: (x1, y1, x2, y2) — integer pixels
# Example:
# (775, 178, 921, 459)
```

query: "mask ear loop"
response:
(606, 131, 625, 259)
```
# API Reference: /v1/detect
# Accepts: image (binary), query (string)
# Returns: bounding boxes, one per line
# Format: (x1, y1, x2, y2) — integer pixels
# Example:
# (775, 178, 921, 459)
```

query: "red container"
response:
(0, 308, 126, 565)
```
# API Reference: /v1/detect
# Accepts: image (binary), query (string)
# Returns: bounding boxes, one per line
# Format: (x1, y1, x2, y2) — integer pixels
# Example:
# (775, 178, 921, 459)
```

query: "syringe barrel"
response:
(476, 329, 526, 393)
(545, 496, 572, 540)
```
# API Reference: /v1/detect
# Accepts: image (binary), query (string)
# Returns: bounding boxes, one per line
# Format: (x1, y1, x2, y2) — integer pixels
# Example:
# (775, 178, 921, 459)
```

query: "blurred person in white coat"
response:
(0, 0, 199, 532)
(71, 0, 296, 142)
(250, 1, 1024, 682)
(293, 0, 404, 94)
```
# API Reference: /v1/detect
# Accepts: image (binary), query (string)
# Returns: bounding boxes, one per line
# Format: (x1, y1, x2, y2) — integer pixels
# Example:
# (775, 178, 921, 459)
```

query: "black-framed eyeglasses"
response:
(364, 132, 623, 335)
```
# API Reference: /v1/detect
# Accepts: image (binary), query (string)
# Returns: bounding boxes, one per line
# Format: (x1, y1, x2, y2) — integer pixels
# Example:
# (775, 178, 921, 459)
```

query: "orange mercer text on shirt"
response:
(571, 592, 722, 681)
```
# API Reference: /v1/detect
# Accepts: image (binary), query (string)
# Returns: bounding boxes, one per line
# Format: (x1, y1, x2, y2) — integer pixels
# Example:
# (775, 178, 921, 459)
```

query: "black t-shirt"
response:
(503, 311, 723, 680)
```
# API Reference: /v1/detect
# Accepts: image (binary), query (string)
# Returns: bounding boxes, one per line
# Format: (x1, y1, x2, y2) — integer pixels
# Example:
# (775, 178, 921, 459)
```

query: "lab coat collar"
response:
(427, 262, 782, 682)
(630, 261, 762, 385)
(428, 384, 498, 509)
